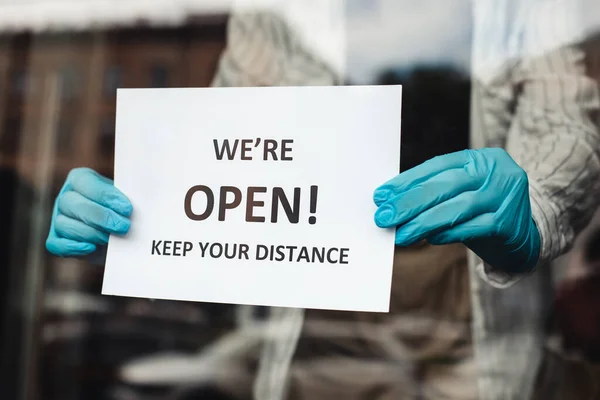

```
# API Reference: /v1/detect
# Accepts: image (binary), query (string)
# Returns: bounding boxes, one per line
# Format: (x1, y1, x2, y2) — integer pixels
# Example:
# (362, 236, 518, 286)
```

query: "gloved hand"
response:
(46, 168, 132, 257)
(374, 148, 541, 273)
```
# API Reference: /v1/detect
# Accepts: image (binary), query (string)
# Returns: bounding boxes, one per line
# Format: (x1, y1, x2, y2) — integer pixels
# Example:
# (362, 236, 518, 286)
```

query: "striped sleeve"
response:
(516, 43, 600, 267)
(474, 1, 600, 287)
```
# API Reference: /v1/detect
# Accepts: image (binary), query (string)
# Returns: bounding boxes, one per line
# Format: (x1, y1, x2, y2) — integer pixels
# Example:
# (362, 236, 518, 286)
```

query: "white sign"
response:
(102, 85, 401, 312)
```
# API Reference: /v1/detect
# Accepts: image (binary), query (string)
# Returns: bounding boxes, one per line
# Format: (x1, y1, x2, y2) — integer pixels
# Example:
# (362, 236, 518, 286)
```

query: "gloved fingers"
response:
(68, 168, 133, 217)
(54, 214, 110, 245)
(373, 150, 472, 206)
(46, 234, 97, 257)
(393, 190, 490, 246)
(374, 167, 484, 228)
(58, 191, 131, 235)
(427, 213, 496, 245)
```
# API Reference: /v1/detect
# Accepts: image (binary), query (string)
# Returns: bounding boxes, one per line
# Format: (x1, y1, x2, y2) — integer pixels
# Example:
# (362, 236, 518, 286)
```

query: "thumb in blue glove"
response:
(46, 168, 133, 257)
(374, 148, 541, 273)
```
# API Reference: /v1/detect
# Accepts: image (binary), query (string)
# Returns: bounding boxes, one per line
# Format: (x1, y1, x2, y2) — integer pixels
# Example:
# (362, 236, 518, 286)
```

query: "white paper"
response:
(102, 85, 401, 312)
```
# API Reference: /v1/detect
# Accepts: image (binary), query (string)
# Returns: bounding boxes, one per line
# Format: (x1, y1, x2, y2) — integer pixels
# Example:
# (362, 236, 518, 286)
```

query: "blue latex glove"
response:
(374, 148, 541, 273)
(46, 168, 133, 257)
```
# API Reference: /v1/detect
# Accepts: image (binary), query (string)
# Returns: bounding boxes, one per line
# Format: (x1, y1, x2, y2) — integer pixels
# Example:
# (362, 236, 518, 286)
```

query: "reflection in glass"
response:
(0, 1, 598, 400)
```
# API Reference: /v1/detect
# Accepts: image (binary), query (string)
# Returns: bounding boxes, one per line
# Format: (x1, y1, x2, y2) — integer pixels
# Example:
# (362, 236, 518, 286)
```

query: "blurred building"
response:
(0, 5, 228, 187)
(0, 4, 232, 399)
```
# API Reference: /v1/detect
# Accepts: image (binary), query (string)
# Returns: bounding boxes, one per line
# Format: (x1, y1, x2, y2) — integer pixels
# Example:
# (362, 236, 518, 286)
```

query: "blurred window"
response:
(10, 69, 30, 97)
(103, 65, 122, 98)
(98, 116, 115, 157)
(58, 66, 80, 101)
(149, 64, 169, 88)
(0, 117, 22, 156)
(55, 118, 73, 155)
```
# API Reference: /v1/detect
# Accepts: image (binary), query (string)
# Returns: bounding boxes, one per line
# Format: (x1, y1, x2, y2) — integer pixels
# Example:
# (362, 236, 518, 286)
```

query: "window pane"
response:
(55, 118, 73, 155)
(9, 69, 30, 97)
(98, 117, 115, 158)
(58, 66, 80, 100)
(1, 3, 599, 400)
(149, 64, 168, 88)
(0, 117, 21, 156)
(103, 66, 122, 97)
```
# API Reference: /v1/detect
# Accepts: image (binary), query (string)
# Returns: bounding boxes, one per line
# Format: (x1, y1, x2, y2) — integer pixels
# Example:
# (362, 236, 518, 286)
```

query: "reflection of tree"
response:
(375, 66, 471, 172)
